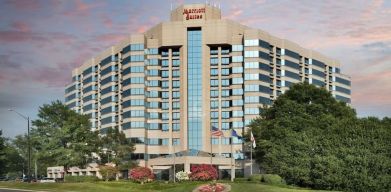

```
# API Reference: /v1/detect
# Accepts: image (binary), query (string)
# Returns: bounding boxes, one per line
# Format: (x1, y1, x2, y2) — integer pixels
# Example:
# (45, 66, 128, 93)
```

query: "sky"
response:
(0, 0, 390, 138)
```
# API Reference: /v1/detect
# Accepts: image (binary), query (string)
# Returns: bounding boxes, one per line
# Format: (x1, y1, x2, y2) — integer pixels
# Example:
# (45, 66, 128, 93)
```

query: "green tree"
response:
(99, 128, 135, 170)
(30, 101, 100, 171)
(0, 131, 25, 177)
(250, 83, 391, 191)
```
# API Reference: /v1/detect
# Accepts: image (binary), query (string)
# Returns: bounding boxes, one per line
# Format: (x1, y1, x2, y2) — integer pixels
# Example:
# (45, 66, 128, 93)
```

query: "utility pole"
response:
(9, 109, 31, 182)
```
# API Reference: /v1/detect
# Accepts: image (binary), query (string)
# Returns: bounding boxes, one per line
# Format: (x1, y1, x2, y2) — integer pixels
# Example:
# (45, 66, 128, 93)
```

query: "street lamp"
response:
(8, 109, 31, 182)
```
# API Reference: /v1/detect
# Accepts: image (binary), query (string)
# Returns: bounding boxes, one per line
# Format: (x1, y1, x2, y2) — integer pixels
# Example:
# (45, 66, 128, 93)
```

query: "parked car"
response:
(39, 178, 56, 183)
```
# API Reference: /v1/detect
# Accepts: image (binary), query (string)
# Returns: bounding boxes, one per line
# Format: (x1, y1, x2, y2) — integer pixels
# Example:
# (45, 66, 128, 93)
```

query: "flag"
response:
(251, 131, 256, 148)
(211, 126, 224, 137)
(231, 129, 242, 139)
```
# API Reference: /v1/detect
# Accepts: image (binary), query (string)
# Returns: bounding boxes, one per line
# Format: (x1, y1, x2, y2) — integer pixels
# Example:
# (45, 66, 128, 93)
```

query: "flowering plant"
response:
(197, 182, 226, 192)
(129, 167, 154, 183)
(189, 164, 218, 181)
(175, 171, 190, 181)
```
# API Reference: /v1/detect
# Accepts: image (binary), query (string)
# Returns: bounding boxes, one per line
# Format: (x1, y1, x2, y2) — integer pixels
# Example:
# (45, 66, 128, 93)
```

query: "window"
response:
(221, 79, 230, 86)
(162, 91, 169, 99)
(245, 96, 258, 103)
(122, 99, 144, 108)
(221, 58, 230, 64)
(162, 102, 169, 110)
(147, 59, 158, 66)
(210, 69, 218, 76)
(245, 73, 258, 80)
(173, 124, 180, 131)
(221, 68, 230, 75)
(162, 113, 169, 120)
(222, 122, 230, 130)
(210, 90, 219, 97)
(221, 90, 230, 97)
(244, 51, 259, 58)
(210, 79, 219, 87)
(232, 45, 243, 52)
(123, 110, 144, 118)
(161, 71, 169, 78)
(172, 59, 180, 67)
(232, 77, 243, 84)
(222, 111, 230, 119)
(173, 91, 180, 98)
(210, 100, 218, 109)
(221, 100, 230, 108)
(162, 81, 169, 88)
(122, 88, 144, 97)
(335, 77, 351, 86)
(147, 91, 159, 98)
(162, 59, 169, 67)
(148, 101, 160, 108)
(148, 80, 160, 87)
(172, 70, 180, 77)
(232, 99, 244, 106)
(148, 69, 159, 76)
(232, 67, 243, 73)
(245, 85, 259, 92)
(244, 39, 258, 46)
(211, 111, 218, 119)
(172, 80, 180, 88)
(122, 121, 145, 130)
(210, 58, 219, 65)
(233, 110, 244, 117)
(173, 112, 180, 120)
(172, 102, 180, 109)
(232, 88, 243, 95)
(147, 48, 158, 55)
(245, 108, 259, 115)
(122, 77, 144, 86)
(230, 122, 242, 129)
(130, 43, 144, 51)
(148, 112, 160, 119)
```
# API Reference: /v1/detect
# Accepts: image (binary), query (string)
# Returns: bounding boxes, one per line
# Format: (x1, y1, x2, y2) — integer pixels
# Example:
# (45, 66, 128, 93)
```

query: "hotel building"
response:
(65, 4, 351, 178)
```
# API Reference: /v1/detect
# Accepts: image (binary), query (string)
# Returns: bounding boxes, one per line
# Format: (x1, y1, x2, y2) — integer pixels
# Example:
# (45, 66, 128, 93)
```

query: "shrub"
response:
(189, 164, 218, 181)
(233, 177, 249, 182)
(175, 171, 190, 181)
(99, 165, 118, 181)
(249, 174, 262, 182)
(64, 175, 99, 183)
(129, 167, 154, 183)
(261, 174, 286, 185)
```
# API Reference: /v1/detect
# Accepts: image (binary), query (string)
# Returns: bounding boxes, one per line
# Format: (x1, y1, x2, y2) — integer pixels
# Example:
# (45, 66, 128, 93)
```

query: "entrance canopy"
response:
(149, 149, 232, 170)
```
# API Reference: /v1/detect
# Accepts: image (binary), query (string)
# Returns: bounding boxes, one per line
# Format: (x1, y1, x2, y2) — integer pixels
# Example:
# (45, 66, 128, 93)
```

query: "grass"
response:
(0, 181, 333, 192)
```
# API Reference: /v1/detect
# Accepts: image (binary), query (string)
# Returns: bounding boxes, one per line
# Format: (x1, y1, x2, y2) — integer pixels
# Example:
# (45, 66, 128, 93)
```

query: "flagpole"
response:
(250, 143, 253, 175)
(210, 130, 213, 166)
(230, 130, 234, 182)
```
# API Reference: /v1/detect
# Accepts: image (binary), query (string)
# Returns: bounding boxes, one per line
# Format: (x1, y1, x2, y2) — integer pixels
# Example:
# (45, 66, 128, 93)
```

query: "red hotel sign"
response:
(183, 8, 206, 20)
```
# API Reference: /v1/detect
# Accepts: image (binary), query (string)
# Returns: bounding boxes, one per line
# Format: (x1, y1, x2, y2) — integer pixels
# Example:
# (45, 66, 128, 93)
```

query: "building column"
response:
(184, 162, 190, 173)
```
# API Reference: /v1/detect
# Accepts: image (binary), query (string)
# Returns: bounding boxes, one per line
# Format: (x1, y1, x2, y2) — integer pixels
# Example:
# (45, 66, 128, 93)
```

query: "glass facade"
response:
(187, 28, 203, 150)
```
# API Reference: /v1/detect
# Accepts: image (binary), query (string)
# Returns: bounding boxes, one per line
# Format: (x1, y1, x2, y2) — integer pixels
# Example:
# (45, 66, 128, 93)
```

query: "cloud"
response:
(4, 0, 42, 11)
(0, 30, 77, 45)
(10, 21, 31, 32)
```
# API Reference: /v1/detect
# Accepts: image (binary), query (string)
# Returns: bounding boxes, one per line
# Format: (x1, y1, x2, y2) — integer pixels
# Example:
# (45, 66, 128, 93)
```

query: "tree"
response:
(30, 101, 100, 170)
(0, 131, 25, 177)
(99, 128, 135, 170)
(250, 83, 391, 191)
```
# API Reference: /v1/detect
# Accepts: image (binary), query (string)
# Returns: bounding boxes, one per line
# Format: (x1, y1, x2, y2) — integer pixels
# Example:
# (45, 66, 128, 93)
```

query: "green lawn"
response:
(0, 181, 332, 192)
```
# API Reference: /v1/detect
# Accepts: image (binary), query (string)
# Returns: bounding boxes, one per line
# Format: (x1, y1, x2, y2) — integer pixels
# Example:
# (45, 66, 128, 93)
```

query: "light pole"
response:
(9, 109, 31, 181)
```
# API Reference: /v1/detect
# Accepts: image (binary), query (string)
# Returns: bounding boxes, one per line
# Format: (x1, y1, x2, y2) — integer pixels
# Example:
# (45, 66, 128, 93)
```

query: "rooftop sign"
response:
(183, 7, 206, 20)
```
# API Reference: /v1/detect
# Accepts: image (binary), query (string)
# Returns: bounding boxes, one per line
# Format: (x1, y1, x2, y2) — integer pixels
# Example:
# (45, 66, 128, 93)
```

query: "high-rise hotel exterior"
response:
(65, 4, 351, 177)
